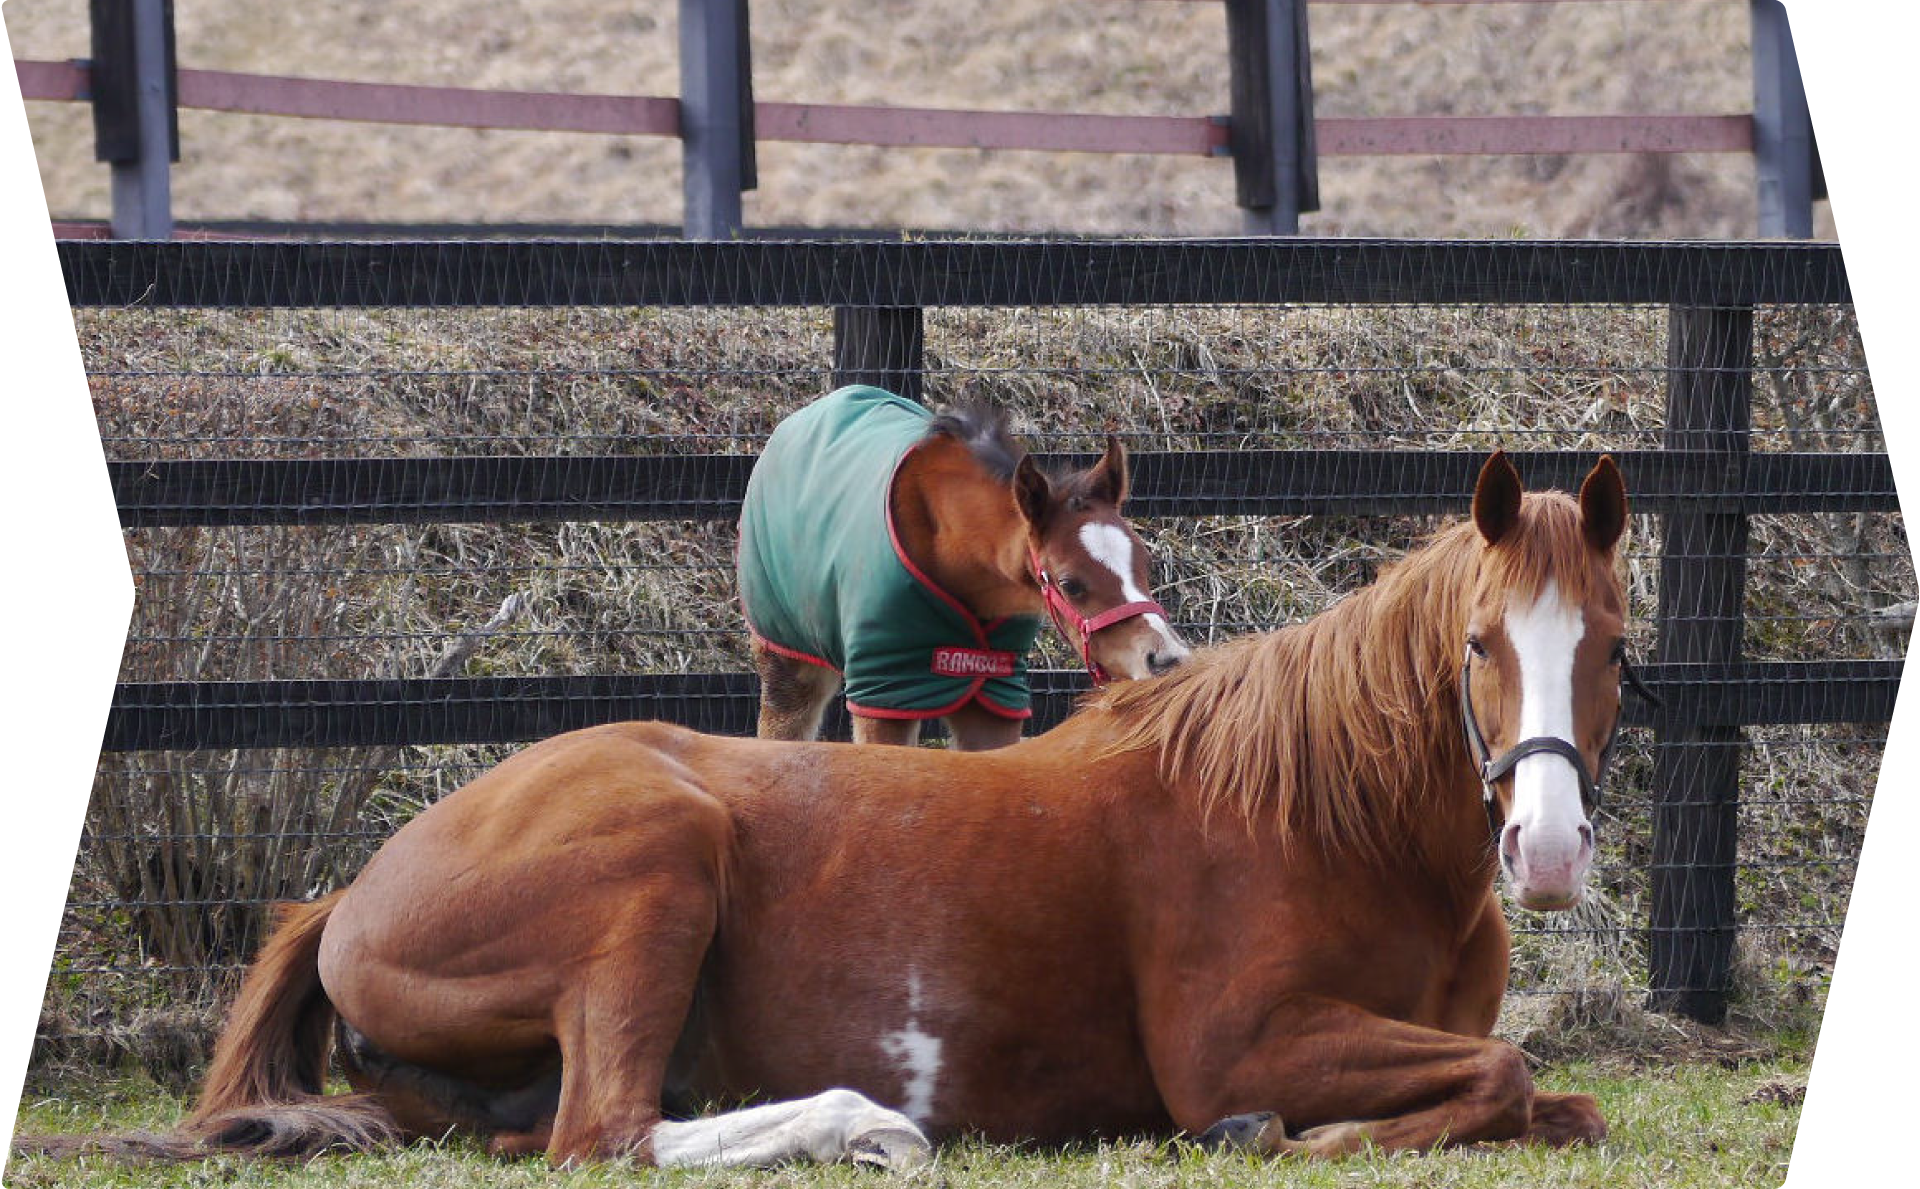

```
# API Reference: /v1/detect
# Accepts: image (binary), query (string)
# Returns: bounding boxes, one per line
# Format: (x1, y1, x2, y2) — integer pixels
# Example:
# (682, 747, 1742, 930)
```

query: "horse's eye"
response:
(1057, 576, 1087, 600)
(1467, 636, 1489, 660)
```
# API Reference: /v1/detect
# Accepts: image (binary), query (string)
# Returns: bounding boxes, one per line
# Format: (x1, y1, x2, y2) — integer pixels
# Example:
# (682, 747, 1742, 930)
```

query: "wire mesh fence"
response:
(42, 239, 1900, 1076)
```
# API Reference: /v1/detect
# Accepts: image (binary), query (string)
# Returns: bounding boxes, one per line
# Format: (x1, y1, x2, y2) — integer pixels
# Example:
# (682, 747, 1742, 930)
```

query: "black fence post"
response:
(1224, 0, 1319, 235)
(832, 307, 925, 405)
(678, 0, 757, 239)
(1649, 304, 1753, 1025)
(1751, 0, 1820, 238)
(91, 0, 177, 239)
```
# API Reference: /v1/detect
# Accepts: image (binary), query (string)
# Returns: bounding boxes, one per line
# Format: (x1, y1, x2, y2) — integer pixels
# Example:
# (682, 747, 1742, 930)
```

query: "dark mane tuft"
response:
(926, 400, 1029, 482)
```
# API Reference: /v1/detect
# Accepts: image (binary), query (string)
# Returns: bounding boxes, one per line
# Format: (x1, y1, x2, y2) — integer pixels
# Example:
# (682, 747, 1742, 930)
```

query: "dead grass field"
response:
(4, 0, 1832, 238)
(1, 6, 1879, 1176)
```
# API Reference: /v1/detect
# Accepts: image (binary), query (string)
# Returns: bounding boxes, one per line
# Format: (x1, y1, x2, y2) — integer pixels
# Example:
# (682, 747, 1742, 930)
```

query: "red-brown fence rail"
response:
(13, 0, 1815, 239)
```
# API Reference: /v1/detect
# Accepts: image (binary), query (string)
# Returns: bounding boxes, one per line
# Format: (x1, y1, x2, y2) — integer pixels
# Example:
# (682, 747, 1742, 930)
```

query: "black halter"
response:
(1459, 640, 1661, 838)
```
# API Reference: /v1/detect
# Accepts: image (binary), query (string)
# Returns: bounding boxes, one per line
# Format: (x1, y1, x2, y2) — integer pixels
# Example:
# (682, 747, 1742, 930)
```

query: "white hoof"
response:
(847, 1124, 933, 1171)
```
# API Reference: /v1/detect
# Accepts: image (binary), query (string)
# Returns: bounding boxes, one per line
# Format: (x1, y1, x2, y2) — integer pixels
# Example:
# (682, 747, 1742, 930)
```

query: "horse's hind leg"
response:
(850, 715, 921, 746)
(527, 777, 738, 1167)
(651, 1088, 931, 1170)
(536, 881, 717, 1165)
(336, 1021, 560, 1156)
(752, 639, 840, 741)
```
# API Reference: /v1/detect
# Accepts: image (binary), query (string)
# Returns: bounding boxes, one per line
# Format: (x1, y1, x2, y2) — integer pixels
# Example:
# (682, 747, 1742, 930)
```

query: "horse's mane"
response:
(926, 401, 1028, 483)
(1092, 491, 1610, 865)
(927, 400, 1122, 507)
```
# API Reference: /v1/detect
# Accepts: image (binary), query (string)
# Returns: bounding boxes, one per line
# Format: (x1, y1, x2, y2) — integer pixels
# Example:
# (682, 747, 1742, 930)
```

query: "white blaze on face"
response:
(877, 971, 942, 1126)
(1502, 580, 1592, 889)
(1076, 522, 1181, 647)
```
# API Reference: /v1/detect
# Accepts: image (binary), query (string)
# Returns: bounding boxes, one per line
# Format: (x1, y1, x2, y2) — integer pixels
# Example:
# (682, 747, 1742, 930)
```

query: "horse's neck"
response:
(1322, 549, 1499, 900)
(890, 440, 1034, 620)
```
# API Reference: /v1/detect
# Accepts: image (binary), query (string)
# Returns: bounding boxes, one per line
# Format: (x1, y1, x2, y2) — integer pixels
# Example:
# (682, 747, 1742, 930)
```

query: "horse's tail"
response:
(14, 891, 401, 1163)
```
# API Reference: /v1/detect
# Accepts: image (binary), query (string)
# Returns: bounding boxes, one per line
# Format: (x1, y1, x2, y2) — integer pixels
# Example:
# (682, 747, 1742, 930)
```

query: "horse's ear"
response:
(1579, 454, 1628, 554)
(1473, 450, 1523, 546)
(1012, 454, 1055, 532)
(1086, 435, 1130, 507)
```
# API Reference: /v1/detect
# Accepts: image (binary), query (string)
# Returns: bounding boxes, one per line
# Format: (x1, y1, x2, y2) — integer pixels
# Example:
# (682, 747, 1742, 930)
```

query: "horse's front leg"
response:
(1163, 992, 1604, 1157)
(942, 702, 1024, 751)
(1434, 890, 1509, 1038)
(851, 714, 922, 746)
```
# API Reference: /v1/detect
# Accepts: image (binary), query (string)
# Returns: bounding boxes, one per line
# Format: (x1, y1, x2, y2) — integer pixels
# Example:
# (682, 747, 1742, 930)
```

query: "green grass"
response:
(8, 1061, 1803, 1189)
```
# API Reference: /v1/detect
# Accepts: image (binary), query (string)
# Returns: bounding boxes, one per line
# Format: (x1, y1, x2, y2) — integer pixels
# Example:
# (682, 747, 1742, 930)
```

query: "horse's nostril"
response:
(1148, 652, 1182, 676)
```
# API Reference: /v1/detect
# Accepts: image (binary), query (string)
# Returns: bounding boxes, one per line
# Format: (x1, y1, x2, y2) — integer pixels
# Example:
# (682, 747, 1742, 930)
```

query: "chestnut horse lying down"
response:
(28, 453, 1633, 1168)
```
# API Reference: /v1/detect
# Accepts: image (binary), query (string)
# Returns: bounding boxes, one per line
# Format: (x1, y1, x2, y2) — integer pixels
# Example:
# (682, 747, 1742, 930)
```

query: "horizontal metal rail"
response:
(108, 450, 1896, 528)
(102, 660, 1903, 752)
(60, 239, 1850, 309)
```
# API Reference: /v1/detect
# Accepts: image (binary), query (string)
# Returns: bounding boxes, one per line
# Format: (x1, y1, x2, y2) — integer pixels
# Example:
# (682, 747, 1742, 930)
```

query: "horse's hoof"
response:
(1526, 1093, 1607, 1147)
(1295, 1120, 1369, 1156)
(1194, 1112, 1276, 1151)
(847, 1126, 933, 1171)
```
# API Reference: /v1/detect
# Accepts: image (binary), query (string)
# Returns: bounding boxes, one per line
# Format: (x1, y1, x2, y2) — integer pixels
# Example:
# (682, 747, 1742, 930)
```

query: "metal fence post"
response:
(1751, 0, 1820, 238)
(678, 0, 757, 239)
(91, 0, 176, 239)
(1649, 304, 1753, 1025)
(832, 307, 925, 405)
(1224, 0, 1318, 235)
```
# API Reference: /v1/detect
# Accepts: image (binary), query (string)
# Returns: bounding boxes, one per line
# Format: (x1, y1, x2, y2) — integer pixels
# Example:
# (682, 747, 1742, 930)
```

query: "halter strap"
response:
(1030, 547, 1169, 684)
(1459, 641, 1661, 838)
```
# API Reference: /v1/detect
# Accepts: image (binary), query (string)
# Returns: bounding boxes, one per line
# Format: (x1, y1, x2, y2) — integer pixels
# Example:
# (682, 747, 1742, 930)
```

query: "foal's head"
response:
(1459, 452, 1631, 912)
(1011, 438, 1190, 682)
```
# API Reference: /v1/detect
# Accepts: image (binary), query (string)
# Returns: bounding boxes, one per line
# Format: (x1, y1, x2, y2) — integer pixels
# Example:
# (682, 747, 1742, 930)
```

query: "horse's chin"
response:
(1511, 885, 1585, 913)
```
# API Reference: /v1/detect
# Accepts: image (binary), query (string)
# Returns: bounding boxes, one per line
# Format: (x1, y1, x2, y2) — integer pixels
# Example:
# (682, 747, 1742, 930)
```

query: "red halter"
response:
(1029, 547, 1169, 684)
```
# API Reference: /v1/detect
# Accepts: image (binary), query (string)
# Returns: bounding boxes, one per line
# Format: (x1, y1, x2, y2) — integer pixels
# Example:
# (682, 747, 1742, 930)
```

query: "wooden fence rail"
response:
(16, 0, 1816, 238)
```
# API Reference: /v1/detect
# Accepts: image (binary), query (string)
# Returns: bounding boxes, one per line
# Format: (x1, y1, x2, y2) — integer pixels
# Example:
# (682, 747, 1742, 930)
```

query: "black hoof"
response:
(1194, 1112, 1276, 1151)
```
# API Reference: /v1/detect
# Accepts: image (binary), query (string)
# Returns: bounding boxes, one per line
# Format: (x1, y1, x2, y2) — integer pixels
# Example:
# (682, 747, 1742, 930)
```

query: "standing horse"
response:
(738, 385, 1188, 750)
(26, 453, 1633, 1169)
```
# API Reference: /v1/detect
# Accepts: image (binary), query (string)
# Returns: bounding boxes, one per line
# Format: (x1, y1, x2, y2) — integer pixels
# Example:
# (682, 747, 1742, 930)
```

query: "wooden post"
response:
(1224, 0, 1318, 235)
(1649, 304, 1753, 1025)
(91, 0, 177, 239)
(1751, 0, 1818, 238)
(678, 0, 756, 239)
(832, 307, 925, 405)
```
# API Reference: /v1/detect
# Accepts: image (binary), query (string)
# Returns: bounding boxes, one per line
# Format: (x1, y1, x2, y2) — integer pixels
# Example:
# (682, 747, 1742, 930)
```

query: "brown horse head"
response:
(1010, 436, 1189, 681)
(1461, 451, 1631, 911)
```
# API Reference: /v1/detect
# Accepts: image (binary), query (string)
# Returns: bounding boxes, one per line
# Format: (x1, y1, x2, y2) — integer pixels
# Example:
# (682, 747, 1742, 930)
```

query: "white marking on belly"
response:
(877, 970, 943, 1125)
(1078, 522, 1170, 635)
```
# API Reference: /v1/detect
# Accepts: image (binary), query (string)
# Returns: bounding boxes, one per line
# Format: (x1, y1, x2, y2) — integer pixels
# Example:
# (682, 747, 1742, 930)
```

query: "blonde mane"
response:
(1094, 492, 1611, 864)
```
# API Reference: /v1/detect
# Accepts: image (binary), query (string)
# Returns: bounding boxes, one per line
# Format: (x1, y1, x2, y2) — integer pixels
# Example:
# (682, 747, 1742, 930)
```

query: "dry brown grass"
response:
(5, 0, 1833, 238)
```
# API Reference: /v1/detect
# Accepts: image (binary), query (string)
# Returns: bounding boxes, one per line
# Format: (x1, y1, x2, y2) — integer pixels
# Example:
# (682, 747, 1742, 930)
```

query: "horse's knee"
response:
(1471, 1044, 1534, 1139)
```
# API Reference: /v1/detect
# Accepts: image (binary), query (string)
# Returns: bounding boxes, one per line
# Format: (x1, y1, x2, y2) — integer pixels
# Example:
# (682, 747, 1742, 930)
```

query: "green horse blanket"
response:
(738, 385, 1042, 720)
